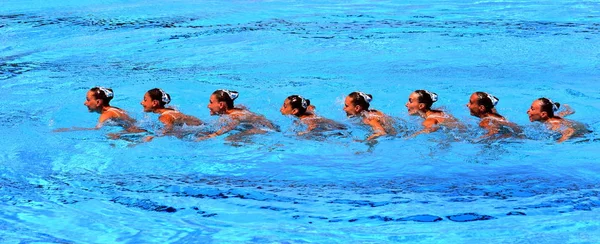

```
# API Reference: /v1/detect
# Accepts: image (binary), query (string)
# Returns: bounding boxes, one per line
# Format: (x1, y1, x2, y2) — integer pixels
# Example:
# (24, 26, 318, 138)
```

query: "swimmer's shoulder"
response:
(100, 107, 126, 122)
(364, 110, 386, 120)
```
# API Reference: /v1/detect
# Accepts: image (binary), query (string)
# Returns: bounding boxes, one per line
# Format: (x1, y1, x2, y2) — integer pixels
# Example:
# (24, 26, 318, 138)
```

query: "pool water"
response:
(2, 0, 600, 242)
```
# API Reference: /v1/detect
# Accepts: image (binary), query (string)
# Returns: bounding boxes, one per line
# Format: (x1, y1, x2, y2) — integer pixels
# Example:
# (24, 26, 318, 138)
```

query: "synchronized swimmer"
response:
(343, 91, 397, 141)
(54, 87, 143, 133)
(56, 87, 590, 143)
(140, 88, 203, 141)
(527, 98, 587, 143)
(405, 89, 463, 137)
(466, 92, 523, 139)
(198, 89, 279, 141)
(280, 95, 347, 135)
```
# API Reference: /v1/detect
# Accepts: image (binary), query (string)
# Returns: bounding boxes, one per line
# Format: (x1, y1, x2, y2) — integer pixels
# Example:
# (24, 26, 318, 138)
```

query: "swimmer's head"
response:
(406, 90, 438, 115)
(527, 97, 560, 122)
(141, 88, 171, 112)
(344, 91, 372, 117)
(208, 89, 239, 115)
(85, 87, 114, 112)
(281, 95, 311, 117)
(467, 92, 499, 117)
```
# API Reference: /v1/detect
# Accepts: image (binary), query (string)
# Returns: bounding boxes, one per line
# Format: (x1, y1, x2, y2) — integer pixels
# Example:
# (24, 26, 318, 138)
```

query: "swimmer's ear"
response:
(540, 111, 548, 119)
(478, 104, 486, 112)
(151, 99, 160, 107)
(218, 101, 226, 109)
(291, 108, 299, 115)
(418, 103, 425, 110)
(354, 105, 362, 113)
(95, 98, 103, 106)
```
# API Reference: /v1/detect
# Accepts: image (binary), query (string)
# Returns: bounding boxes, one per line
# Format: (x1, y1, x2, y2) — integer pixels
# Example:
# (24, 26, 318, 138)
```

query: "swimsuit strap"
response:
(483, 115, 506, 122)
(161, 110, 179, 119)
(426, 113, 448, 119)
(106, 107, 125, 116)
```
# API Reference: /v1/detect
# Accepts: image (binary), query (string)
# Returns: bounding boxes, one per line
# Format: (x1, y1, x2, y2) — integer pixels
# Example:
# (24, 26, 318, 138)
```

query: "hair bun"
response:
(158, 88, 171, 104)
(356, 91, 372, 103)
(97, 87, 114, 98)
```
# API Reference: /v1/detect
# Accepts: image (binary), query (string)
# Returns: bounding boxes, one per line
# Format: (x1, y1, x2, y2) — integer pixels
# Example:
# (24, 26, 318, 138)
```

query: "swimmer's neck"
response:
(223, 107, 245, 115)
(100, 105, 114, 114)
(420, 109, 433, 119)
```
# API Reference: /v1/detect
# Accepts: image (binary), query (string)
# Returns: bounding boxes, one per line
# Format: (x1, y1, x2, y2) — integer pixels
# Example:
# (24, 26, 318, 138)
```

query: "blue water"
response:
(2, 0, 600, 242)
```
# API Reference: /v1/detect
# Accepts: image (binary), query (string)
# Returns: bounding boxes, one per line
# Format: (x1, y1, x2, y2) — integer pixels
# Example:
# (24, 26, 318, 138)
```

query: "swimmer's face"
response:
(344, 96, 361, 117)
(527, 100, 546, 122)
(280, 99, 296, 116)
(140, 93, 158, 112)
(405, 92, 424, 115)
(84, 91, 101, 113)
(208, 94, 223, 115)
(466, 93, 483, 116)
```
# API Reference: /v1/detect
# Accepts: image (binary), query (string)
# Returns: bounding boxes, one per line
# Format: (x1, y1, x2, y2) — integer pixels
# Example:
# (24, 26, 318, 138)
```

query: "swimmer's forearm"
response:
(367, 131, 386, 141)
(53, 126, 99, 132)
(557, 128, 575, 143)
(196, 132, 220, 141)
(557, 105, 575, 117)
(410, 129, 429, 138)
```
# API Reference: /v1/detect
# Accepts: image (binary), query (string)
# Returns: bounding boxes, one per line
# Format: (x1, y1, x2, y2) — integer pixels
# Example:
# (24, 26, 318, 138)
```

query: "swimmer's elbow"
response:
(558, 128, 575, 142)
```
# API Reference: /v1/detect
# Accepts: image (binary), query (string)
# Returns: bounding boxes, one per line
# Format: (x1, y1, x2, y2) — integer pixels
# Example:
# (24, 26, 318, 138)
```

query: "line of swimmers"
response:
(54, 87, 589, 143)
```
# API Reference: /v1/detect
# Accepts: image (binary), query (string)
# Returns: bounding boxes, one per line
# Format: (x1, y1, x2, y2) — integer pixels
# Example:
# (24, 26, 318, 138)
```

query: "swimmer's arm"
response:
(557, 127, 575, 143)
(507, 121, 523, 134)
(298, 120, 318, 135)
(557, 104, 575, 117)
(53, 126, 100, 132)
(158, 114, 175, 133)
(197, 120, 240, 141)
(365, 117, 387, 141)
(98, 109, 123, 124)
(137, 115, 173, 142)
(257, 116, 280, 132)
(53, 117, 109, 132)
(479, 119, 499, 138)
(184, 115, 203, 126)
(409, 120, 440, 138)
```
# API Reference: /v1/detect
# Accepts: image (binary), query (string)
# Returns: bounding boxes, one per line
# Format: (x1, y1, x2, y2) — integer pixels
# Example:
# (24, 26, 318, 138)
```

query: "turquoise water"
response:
(2, 0, 600, 242)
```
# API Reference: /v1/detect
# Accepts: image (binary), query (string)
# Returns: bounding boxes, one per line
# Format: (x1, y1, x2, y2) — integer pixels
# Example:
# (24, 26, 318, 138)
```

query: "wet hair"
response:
(212, 89, 239, 108)
(414, 90, 438, 110)
(90, 87, 114, 105)
(147, 88, 171, 107)
(474, 91, 499, 113)
(287, 95, 311, 115)
(348, 91, 372, 110)
(538, 97, 561, 118)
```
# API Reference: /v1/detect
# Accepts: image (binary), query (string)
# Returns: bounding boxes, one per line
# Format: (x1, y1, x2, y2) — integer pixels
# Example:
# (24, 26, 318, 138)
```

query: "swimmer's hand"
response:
(557, 104, 575, 117)
(143, 136, 154, 142)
